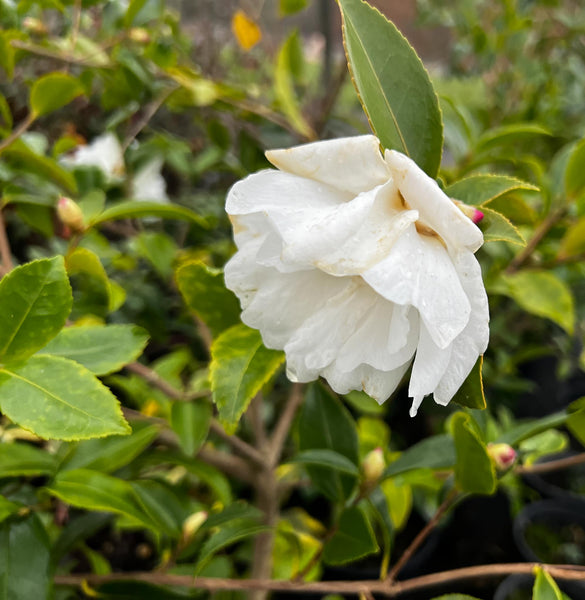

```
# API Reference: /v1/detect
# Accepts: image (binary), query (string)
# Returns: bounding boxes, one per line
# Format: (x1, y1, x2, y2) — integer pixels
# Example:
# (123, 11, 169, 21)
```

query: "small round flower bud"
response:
(488, 443, 517, 471)
(182, 511, 208, 541)
(453, 199, 484, 224)
(128, 28, 150, 43)
(362, 447, 385, 483)
(56, 197, 85, 232)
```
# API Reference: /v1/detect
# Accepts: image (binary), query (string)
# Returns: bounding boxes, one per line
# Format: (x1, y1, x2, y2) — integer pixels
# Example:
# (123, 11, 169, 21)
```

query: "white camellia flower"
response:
(224, 135, 489, 416)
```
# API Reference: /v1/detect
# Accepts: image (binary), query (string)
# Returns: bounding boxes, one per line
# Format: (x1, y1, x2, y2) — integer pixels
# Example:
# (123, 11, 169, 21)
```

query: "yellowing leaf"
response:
(232, 10, 261, 51)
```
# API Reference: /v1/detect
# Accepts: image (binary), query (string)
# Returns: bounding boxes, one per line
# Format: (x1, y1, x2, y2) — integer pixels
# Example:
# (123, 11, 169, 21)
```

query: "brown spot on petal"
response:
(415, 222, 447, 248)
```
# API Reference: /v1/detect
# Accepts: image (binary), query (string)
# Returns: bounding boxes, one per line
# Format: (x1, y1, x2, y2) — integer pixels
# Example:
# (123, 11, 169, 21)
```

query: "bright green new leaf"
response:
(30, 72, 84, 117)
(298, 383, 359, 502)
(0, 257, 72, 363)
(323, 506, 378, 565)
(384, 435, 455, 478)
(210, 324, 284, 433)
(564, 137, 585, 200)
(0, 442, 58, 478)
(0, 514, 51, 600)
(380, 477, 412, 531)
(533, 566, 563, 600)
(559, 217, 585, 258)
(279, 0, 308, 16)
(339, 0, 443, 177)
(275, 31, 314, 139)
(171, 401, 212, 456)
(287, 449, 360, 476)
(0, 355, 130, 441)
(501, 270, 575, 334)
(452, 357, 486, 410)
(176, 261, 241, 337)
(38, 324, 149, 375)
(92, 201, 208, 228)
(481, 207, 526, 246)
(452, 412, 496, 495)
(445, 174, 538, 207)
(0, 496, 20, 525)
(519, 429, 568, 466)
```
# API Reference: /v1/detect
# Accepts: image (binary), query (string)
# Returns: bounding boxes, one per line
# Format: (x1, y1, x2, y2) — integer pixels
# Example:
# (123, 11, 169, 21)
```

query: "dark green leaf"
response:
(452, 357, 486, 410)
(0, 442, 57, 478)
(171, 401, 212, 456)
(384, 435, 455, 478)
(92, 201, 208, 228)
(323, 506, 378, 565)
(287, 449, 360, 476)
(0, 496, 20, 524)
(339, 0, 443, 176)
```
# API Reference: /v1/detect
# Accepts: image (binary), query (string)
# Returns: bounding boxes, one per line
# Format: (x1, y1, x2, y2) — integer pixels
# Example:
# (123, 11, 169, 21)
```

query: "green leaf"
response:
(368, 488, 393, 577)
(209, 324, 284, 433)
(452, 412, 496, 495)
(0, 442, 58, 478)
(0, 496, 20, 525)
(445, 174, 538, 207)
(380, 477, 412, 530)
(131, 480, 185, 537)
(559, 217, 585, 258)
(566, 403, 585, 448)
(564, 137, 585, 200)
(171, 401, 212, 456)
(0, 257, 72, 363)
(92, 201, 208, 228)
(533, 566, 563, 600)
(134, 232, 177, 279)
(519, 429, 568, 466)
(202, 501, 263, 530)
(481, 207, 526, 246)
(287, 449, 360, 476)
(430, 596, 484, 600)
(195, 522, 270, 575)
(47, 469, 160, 532)
(384, 435, 456, 478)
(500, 270, 575, 335)
(0, 355, 130, 441)
(339, 0, 442, 177)
(323, 506, 378, 565)
(298, 383, 359, 502)
(475, 122, 551, 151)
(275, 31, 314, 139)
(61, 422, 159, 473)
(30, 72, 84, 117)
(38, 324, 148, 376)
(0, 514, 51, 600)
(496, 412, 567, 446)
(176, 262, 241, 337)
(452, 357, 486, 410)
(279, 0, 308, 16)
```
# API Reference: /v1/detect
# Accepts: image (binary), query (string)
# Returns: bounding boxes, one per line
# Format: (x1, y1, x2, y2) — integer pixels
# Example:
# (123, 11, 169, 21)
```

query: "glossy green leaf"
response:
(0, 257, 72, 363)
(559, 217, 585, 258)
(452, 412, 496, 494)
(30, 72, 84, 117)
(339, 0, 443, 176)
(298, 383, 359, 502)
(452, 357, 486, 410)
(171, 401, 212, 456)
(323, 506, 378, 565)
(533, 566, 563, 600)
(384, 435, 455, 478)
(565, 137, 585, 200)
(176, 261, 241, 337)
(287, 449, 360, 476)
(0, 496, 20, 525)
(92, 201, 208, 228)
(481, 207, 526, 246)
(0, 355, 130, 441)
(445, 174, 538, 207)
(275, 31, 314, 139)
(501, 270, 575, 334)
(0, 514, 51, 600)
(209, 324, 284, 433)
(0, 442, 58, 478)
(61, 422, 159, 473)
(47, 469, 160, 531)
(38, 324, 148, 375)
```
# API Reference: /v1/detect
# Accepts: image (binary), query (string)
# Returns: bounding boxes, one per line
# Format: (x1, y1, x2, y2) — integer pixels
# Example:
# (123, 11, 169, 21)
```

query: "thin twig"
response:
(198, 446, 256, 484)
(268, 383, 304, 467)
(515, 452, 585, 475)
(0, 113, 36, 154)
(125, 361, 187, 401)
(10, 40, 112, 68)
(0, 210, 13, 273)
(52, 563, 585, 597)
(209, 419, 265, 467)
(386, 489, 460, 582)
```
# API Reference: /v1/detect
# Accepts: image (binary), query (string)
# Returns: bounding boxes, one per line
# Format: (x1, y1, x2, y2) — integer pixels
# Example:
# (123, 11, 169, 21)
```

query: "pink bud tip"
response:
(488, 443, 517, 471)
(472, 209, 484, 224)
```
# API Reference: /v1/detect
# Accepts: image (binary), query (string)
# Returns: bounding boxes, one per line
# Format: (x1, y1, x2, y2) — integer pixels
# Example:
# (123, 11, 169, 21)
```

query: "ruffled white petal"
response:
(266, 135, 390, 195)
(132, 158, 168, 203)
(385, 150, 483, 253)
(362, 226, 471, 349)
(62, 133, 125, 181)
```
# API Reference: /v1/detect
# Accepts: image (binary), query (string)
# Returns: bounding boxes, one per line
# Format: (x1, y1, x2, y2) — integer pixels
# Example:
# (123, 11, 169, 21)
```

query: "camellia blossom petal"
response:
(62, 132, 125, 181)
(224, 135, 489, 416)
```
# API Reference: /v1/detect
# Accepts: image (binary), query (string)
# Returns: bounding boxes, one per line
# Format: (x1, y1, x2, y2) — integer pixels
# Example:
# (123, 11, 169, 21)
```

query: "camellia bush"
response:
(1, 0, 585, 599)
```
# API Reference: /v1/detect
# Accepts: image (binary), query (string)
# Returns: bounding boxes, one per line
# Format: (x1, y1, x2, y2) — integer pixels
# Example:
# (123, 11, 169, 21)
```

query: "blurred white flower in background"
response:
(62, 133, 168, 203)
(224, 135, 489, 417)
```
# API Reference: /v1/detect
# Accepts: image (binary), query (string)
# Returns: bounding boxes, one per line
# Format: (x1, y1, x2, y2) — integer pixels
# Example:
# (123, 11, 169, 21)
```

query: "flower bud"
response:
(488, 443, 517, 471)
(182, 510, 208, 541)
(362, 447, 385, 483)
(128, 28, 150, 43)
(56, 197, 85, 232)
(453, 199, 484, 224)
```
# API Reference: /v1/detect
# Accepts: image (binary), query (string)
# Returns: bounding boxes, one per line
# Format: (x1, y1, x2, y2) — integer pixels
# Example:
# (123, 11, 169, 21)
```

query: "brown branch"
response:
(268, 383, 304, 467)
(247, 393, 268, 449)
(0, 112, 36, 154)
(197, 446, 256, 484)
(209, 419, 265, 467)
(0, 209, 13, 274)
(386, 489, 460, 582)
(515, 452, 585, 475)
(52, 563, 585, 597)
(125, 361, 188, 401)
